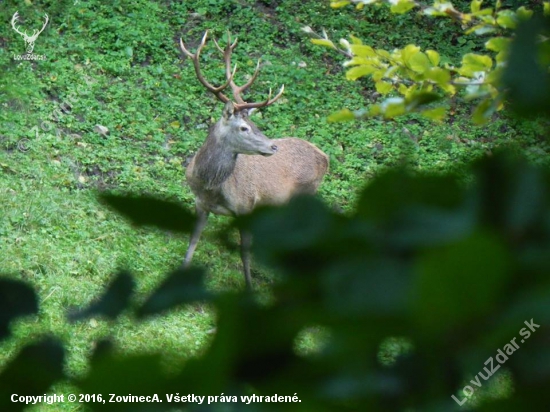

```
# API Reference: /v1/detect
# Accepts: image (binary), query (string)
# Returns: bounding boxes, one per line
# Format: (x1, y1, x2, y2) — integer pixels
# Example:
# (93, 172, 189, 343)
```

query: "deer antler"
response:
(11, 12, 27, 37)
(11, 12, 49, 40)
(213, 31, 285, 110)
(180, 31, 284, 111)
(32, 13, 49, 41)
(180, 31, 237, 104)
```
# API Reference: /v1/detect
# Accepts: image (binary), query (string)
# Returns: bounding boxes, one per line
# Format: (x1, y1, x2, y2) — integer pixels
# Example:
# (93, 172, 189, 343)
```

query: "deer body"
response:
(180, 32, 328, 289)
(188, 137, 327, 214)
(187, 132, 327, 216)
(218, 138, 327, 209)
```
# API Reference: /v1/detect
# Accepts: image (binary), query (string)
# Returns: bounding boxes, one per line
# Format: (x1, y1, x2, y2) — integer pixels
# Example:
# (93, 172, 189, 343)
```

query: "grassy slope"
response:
(0, 0, 548, 409)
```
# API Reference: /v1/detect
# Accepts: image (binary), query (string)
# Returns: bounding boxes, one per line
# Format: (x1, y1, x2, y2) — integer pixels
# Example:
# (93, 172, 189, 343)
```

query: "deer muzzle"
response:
(261, 144, 278, 157)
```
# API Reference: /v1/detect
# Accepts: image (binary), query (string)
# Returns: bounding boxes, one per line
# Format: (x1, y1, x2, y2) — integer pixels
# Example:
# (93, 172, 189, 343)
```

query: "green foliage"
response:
(0, 279, 38, 341)
(1, 0, 550, 410)
(68, 271, 135, 321)
(310, 1, 550, 123)
(2, 152, 550, 410)
(0, 339, 65, 412)
(100, 194, 197, 234)
(503, 15, 550, 118)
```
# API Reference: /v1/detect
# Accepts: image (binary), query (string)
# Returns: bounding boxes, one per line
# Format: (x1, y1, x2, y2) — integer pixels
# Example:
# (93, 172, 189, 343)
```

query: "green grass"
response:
(0, 0, 548, 409)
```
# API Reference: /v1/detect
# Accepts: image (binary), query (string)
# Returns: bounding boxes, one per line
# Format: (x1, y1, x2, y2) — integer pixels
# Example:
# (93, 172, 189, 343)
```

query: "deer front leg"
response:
(183, 206, 209, 267)
(239, 229, 253, 291)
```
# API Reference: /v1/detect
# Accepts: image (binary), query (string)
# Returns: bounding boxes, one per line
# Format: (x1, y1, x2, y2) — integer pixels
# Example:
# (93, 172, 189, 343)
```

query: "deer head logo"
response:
(11, 11, 49, 54)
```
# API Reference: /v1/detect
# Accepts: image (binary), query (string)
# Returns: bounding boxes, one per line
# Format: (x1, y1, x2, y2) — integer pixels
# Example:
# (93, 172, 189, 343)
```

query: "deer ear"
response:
(222, 101, 235, 120)
(247, 108, 258, 117)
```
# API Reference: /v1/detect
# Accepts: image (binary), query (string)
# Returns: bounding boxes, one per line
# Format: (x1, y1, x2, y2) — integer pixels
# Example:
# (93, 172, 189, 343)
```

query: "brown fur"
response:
(222, 138, 328, 214)
(187, 138, 328, 216)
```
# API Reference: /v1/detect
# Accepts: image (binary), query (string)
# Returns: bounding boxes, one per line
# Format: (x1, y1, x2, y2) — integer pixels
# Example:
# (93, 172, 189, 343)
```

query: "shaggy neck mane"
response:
(194, 123, 237, 189)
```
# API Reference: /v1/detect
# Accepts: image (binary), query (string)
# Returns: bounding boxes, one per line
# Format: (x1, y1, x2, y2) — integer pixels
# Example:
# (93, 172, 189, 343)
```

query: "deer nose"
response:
(271, 144, 278, 152)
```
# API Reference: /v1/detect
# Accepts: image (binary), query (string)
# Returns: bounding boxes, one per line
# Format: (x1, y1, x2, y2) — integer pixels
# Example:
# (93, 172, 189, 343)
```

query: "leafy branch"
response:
(306, 1, 549, 123)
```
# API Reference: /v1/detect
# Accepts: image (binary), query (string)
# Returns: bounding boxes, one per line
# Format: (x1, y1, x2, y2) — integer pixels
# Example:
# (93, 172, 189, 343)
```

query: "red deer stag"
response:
(180, 31, 328, 289)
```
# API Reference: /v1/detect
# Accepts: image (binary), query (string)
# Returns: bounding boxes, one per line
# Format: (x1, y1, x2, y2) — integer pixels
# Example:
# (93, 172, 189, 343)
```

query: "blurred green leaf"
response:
(327, 108, 356, 122)
(485, 37, 510, 53)
(390, 0, 416, 14)
(459, 53, 493, 76)
(401, 44, 421, 64)
(425, 67, 450, 86)
(69, 271, 134, 321)
(100, 194, 196, 233)
(497, 10, 518, 29)
(350, 44, 376, 57)
(472, 98, 495, 124)
(79, 350, 172, 411)
(409, 51, 431, 73)
(322, 257, 410, 316)
(330, 0, 351, 8)
(0, 278, 38, 341)
(0, 339, 65, 412)
(426, 50, 440, 66)
(412, 231, 510, 338)
(406, 91, 440, 110)
(346, 65, 377, 80)
(502, 16, 550, 116)
(382, 98, 406, 118)
(356, 171, 474, 246)
(311, 38, 336, 49)
(375, 80, 393, 95)
(137, 267, 210, 318)
(421, 107, 446, 121)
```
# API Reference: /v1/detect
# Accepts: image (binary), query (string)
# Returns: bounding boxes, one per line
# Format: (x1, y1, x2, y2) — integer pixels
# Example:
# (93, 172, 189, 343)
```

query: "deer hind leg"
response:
(183, 206, 210, 267)
(239, 228, 253, 291)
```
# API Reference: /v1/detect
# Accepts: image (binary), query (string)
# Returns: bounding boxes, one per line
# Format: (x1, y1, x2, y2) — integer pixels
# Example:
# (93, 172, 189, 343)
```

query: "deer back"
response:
(187, 137, 328, 216)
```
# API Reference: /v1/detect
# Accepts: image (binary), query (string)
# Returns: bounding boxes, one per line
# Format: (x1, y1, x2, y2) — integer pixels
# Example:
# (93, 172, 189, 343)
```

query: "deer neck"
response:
(193, 124, 238, 189)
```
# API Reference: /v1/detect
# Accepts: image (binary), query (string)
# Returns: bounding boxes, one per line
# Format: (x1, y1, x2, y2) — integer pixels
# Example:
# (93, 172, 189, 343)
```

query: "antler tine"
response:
(181, 30, 285, 110)
(179, 30, 207, 58)
(234, 59, 261, 95)
(233, 84, 285, 111)
(212, 31, 238, 54)
(11, 11, 26, 36)
(39, 14, 49, 34)
(212, 37, 224, 54)
(215, 31, 284, 110)
(180, 31, 237, 104)
(212, 32, 247, 104)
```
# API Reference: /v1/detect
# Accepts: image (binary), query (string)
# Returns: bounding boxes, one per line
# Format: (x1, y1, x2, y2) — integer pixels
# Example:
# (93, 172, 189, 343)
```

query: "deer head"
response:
(11, 11, 49, 54)
(217, 101, 277, 156)
(180, 31, 283, 157)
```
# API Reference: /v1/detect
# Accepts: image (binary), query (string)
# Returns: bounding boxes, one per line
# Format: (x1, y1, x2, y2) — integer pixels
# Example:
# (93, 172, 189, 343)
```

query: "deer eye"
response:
(240, 126, 249, 132)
